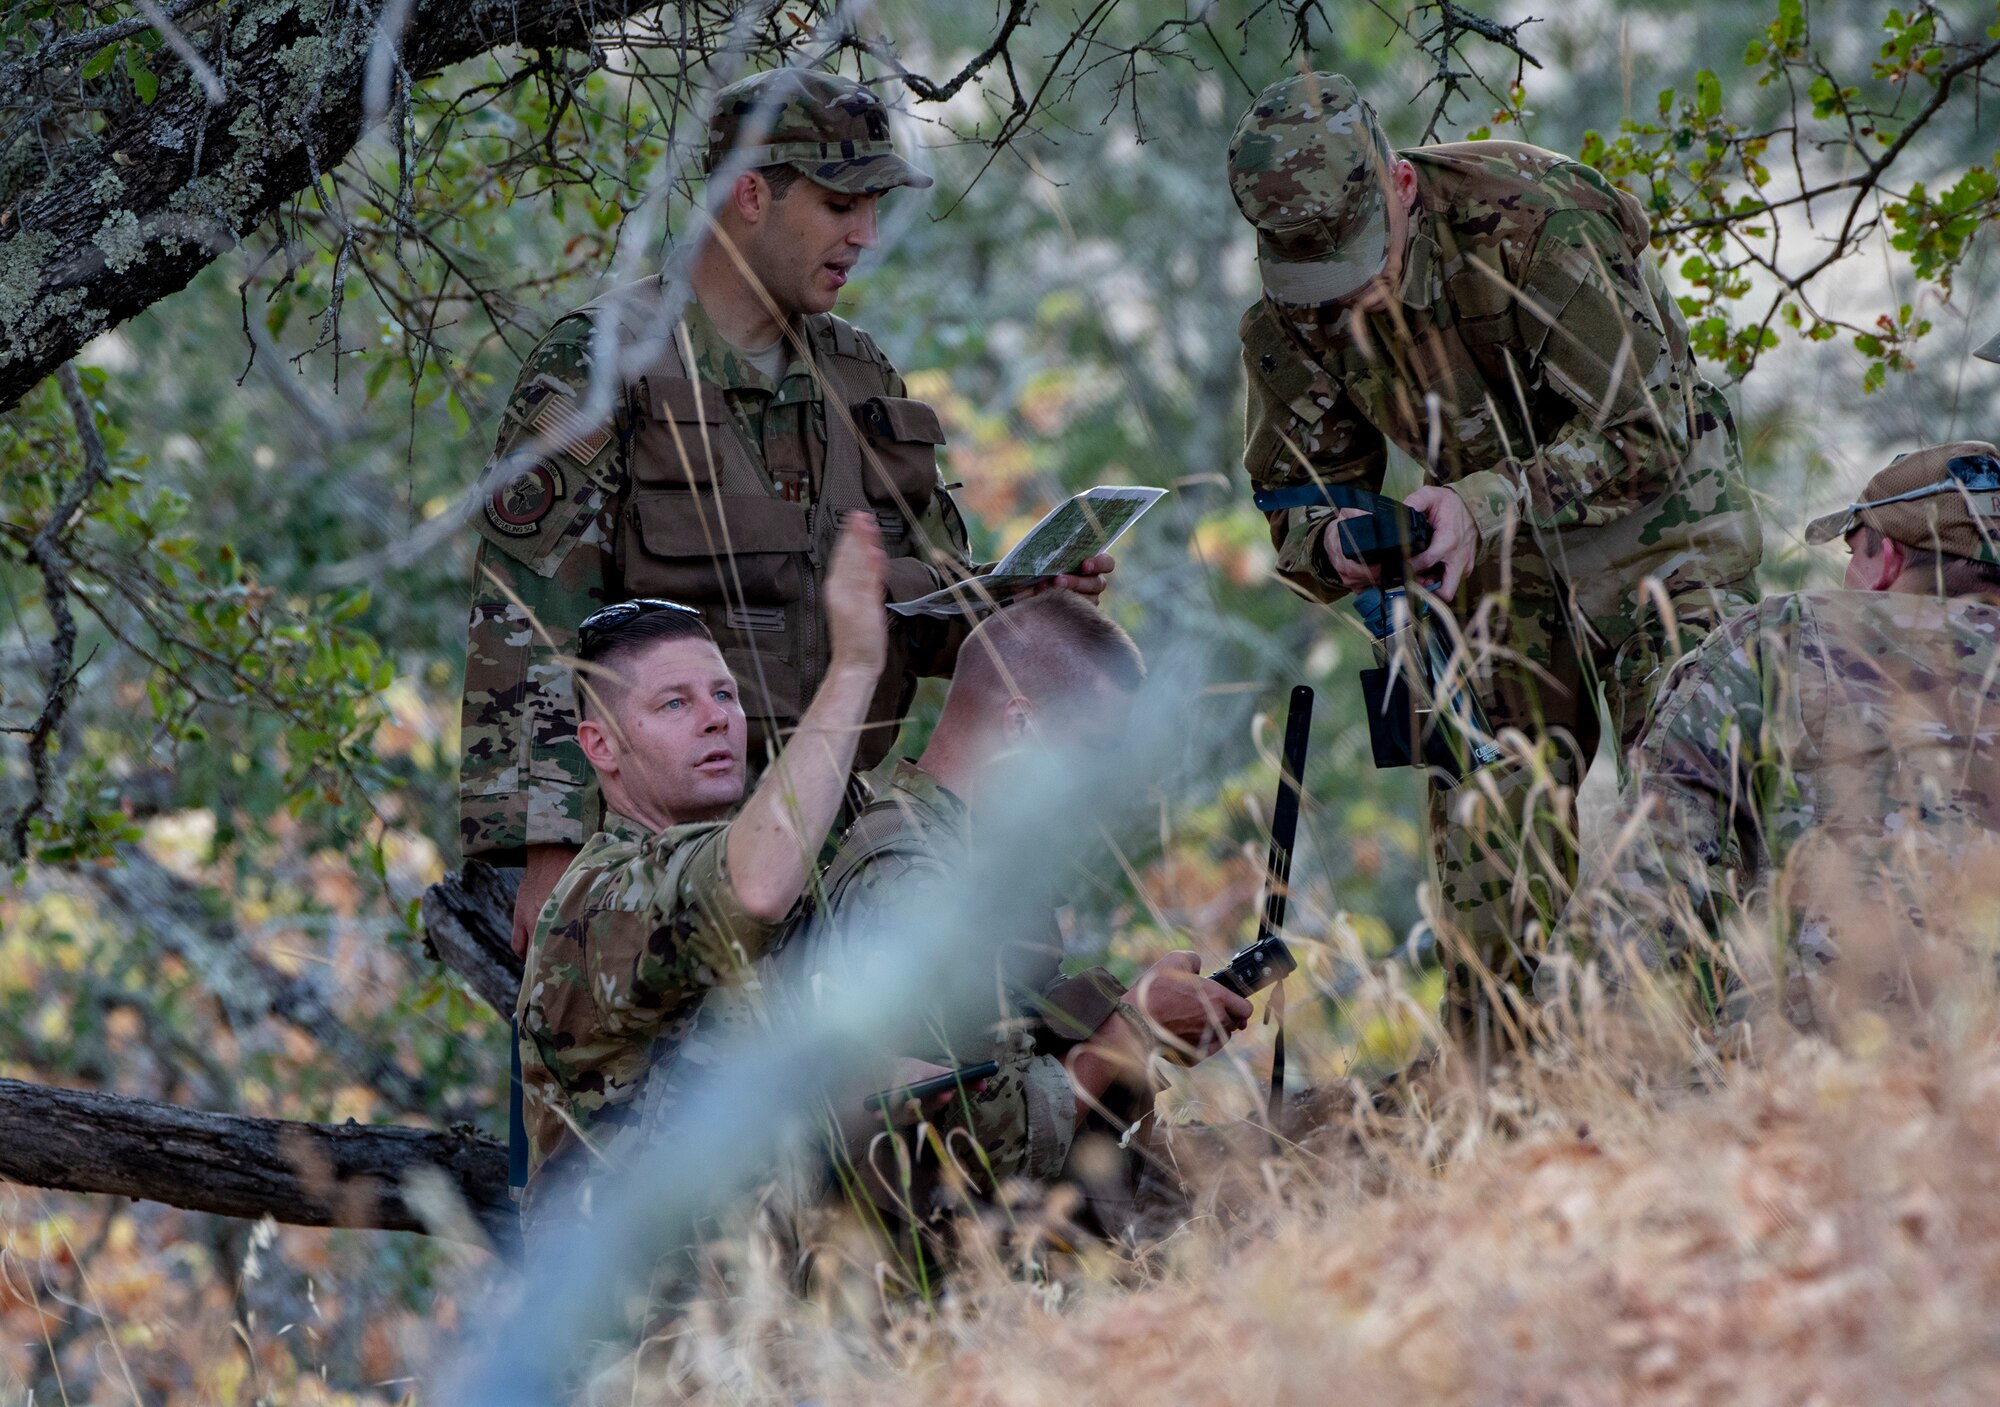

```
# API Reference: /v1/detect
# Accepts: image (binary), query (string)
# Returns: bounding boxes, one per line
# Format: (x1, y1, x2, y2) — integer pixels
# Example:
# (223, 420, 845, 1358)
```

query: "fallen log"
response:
(0, 1077, 513, 1246)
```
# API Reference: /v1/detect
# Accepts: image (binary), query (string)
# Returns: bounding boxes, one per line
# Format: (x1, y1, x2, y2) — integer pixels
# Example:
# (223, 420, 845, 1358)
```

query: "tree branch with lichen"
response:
(4, 363, 111, 861)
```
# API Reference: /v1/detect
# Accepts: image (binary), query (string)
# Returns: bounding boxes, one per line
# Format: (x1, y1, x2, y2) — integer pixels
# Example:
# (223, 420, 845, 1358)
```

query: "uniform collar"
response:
(886, 759, 970, 827)
(601, 809, 657, 844)
(679, 294, 808, 396)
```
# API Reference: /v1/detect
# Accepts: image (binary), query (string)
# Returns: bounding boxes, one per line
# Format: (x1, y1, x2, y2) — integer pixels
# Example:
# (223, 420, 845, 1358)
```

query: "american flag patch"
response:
(532, 392, 612, 465)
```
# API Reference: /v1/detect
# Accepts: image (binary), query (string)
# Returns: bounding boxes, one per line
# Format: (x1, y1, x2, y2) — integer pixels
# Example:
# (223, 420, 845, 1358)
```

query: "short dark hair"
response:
(952, 591, 1146, 707)
(575, 608, 716, 720)
(1861, 526, 2000, 594)
(759, 163, 803, 200)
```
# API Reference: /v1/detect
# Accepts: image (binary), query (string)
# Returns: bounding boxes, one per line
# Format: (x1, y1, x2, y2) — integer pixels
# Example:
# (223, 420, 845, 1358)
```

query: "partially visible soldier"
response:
(1546, 442, 2000, 1029)
(813, 592, 1251, 1244)
(1224, 73, 1764, 1029)
(514, 514, 887, 1228)
(464, 68, 1112, 957)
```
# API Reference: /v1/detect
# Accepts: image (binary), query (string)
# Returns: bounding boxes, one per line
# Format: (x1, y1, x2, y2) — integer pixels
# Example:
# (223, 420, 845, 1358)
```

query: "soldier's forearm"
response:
(1270, 506, 1353, 604)
(726, 661, 880, 923)
(1453, 410, 1684, 547)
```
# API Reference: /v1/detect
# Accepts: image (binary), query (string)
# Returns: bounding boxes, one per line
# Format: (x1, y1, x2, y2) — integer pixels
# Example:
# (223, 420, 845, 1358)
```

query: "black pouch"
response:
(1361, 666, 1466, 781)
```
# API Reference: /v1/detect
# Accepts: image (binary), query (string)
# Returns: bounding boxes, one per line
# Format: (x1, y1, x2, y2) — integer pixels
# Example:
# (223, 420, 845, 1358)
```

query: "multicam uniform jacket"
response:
(815, 761, 1128, 1196)
(462, 289, 975, 865)
(1241, 141, 1763, 738)
(1239, 140, 1764, 981)
(1559, 589, 2000, 1021)
(515, 810, 789, 1220)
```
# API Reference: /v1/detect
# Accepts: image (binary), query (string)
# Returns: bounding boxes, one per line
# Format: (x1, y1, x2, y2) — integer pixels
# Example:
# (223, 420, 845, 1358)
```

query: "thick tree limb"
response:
(0, 0, 659, 410)
(422, 861, 524, 1016)
(0, 1077, 512, 1244)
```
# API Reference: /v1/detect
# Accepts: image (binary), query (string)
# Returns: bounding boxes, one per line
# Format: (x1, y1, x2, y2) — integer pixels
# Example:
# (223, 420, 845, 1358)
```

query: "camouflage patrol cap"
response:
(1804, 440, 2000, 564)
(706, 69, 931, 195)
(1227, 72, 1397, 306)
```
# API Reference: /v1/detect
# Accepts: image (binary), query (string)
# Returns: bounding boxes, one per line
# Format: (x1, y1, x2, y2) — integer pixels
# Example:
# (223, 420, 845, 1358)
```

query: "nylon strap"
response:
(805, 316, 876, 531)
(1253, 481, 1381, 513)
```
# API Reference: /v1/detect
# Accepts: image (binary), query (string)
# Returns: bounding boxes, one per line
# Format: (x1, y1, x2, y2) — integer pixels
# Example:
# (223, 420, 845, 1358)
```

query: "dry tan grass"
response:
(615, 991, 2000, 1407)
(903, 1038, 2000, 1406)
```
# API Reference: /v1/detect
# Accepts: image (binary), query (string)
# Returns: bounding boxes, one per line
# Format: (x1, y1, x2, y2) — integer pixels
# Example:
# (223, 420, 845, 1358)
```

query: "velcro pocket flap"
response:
(635, 493, 810, 559)
(632, 378, 736, 490)
(856, 396, 945, 445)
(626, 493, 808, 605)
(1448, 259, 1515, 320)
(854, 397, 943, 509)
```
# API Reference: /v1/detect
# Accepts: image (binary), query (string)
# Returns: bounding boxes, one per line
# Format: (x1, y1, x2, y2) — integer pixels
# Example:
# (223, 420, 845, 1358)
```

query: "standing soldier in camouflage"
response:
(515, 514, 889, 1227)
(1224, 73, 1764, 1032)
(1547, 442, 2000, 1031)
(463, 68, 1113, 956)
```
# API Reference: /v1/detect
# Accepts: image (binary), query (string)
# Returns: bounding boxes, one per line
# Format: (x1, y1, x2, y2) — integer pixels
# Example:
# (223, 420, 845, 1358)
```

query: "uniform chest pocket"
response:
(623, 491, 809, 605)
(631, 377, 734, 489)
(1448, 263, 1520, 349)
(853, 397, 943, 519)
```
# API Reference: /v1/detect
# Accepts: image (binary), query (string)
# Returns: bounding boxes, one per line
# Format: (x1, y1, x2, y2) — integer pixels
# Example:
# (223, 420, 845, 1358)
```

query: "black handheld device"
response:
(1254, 482, 1500, 781)
(863, 1059, 1000, 1112)
(1334, 497, 1433, 579)
(1207, 933, 1299, 998)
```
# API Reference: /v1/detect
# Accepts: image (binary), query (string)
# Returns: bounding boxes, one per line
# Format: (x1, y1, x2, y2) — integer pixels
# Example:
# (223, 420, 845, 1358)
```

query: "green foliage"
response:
(0, 373, 398, 863)
(1580, 0, 1997, 388)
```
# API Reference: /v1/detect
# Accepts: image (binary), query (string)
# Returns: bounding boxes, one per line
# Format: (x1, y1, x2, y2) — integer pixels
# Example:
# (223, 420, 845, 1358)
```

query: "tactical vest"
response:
(580, 277, 953, 771)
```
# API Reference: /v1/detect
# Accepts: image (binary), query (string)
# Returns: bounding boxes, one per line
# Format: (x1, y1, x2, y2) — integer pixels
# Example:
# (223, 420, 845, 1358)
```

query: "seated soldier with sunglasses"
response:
(514, 513, 887, 1227)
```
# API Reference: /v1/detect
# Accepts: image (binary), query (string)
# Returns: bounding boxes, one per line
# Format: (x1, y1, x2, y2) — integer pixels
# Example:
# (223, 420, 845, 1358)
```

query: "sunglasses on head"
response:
(575, 598, 703, 658)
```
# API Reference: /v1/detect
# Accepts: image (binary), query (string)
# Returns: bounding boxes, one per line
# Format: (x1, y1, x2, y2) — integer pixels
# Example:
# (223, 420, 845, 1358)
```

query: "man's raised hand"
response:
(823, 511, 890, 678)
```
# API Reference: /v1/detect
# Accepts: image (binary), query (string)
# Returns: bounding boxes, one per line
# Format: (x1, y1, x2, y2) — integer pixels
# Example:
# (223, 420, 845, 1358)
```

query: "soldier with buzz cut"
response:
(1224, 73, 1765, 1031)
(462, 67, 1113, 960)
(811, 592, 1251, 1248)
(1546, 441, 2000, 1030)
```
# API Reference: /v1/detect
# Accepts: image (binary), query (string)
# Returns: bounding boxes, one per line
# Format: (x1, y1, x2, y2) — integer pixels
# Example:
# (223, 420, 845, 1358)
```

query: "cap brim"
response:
(1977, 330, 2000, 365)
(797, 153, 933, 195)
(1257, 208, 1390, 307)
(1803, 507, 1857, 545)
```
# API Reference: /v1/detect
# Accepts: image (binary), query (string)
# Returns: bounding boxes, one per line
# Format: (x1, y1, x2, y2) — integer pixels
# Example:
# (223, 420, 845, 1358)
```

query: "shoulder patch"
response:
(472, 316, 628, 575)
(485, 457, 567, 537)
(1241, 303, 1311, 395)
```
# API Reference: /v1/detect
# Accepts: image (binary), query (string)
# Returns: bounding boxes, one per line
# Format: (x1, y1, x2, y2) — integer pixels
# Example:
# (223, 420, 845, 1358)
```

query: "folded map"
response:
(887, 486, 1167, 618)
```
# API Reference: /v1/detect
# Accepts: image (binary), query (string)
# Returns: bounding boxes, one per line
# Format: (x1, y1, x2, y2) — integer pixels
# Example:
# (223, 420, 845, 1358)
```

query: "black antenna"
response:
(1258, 685, 1314, 949)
